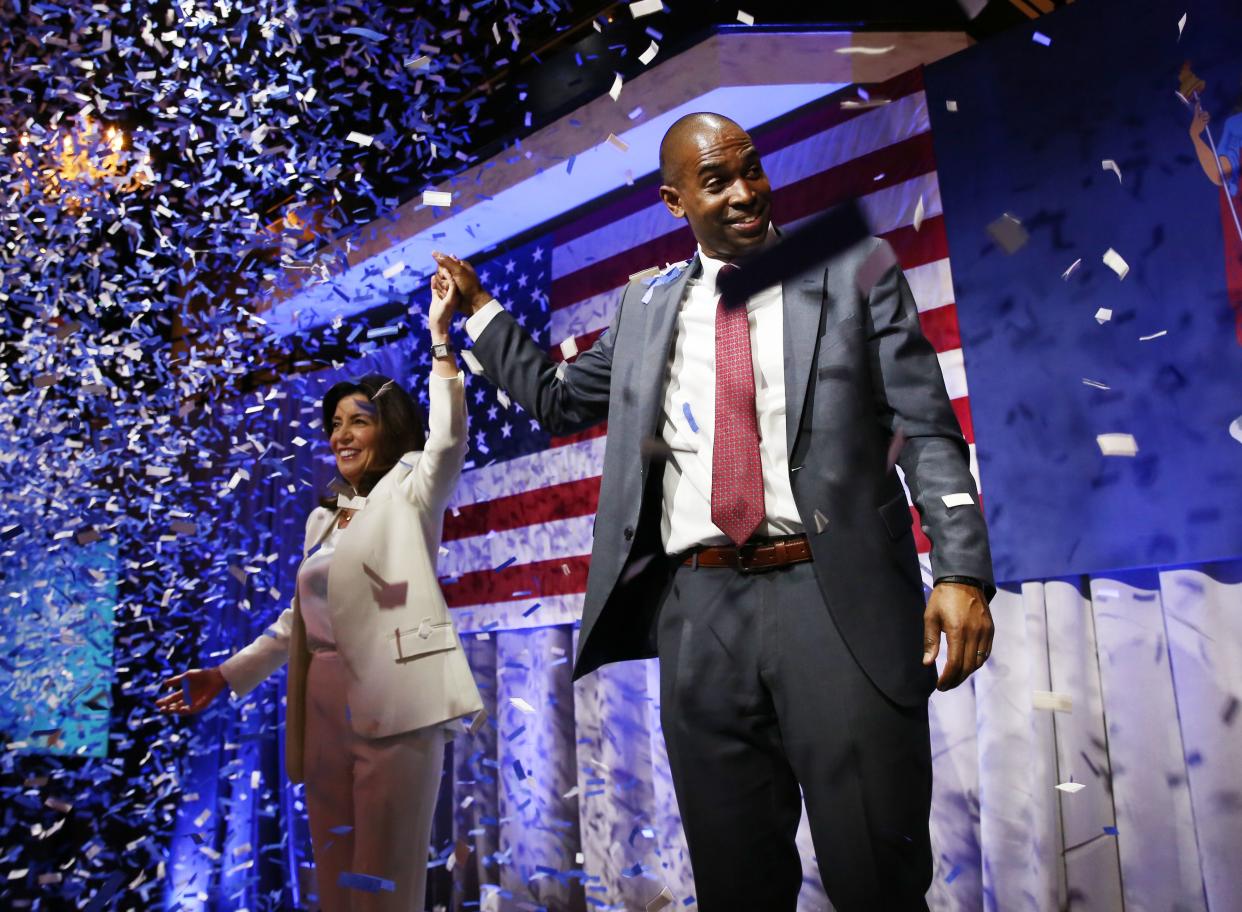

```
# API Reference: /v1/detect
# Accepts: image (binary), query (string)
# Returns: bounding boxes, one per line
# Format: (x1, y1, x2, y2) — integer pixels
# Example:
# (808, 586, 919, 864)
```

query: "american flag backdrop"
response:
(439, 68, 977, 632)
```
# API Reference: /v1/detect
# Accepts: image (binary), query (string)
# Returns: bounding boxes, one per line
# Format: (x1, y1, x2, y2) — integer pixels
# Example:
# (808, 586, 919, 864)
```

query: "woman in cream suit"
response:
(158, 269, 482, 911)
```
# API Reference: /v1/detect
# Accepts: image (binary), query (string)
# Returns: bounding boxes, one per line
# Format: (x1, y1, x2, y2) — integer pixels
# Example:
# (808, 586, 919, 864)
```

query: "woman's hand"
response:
(432, 252, 492, 316)
(429, 267, 457, 342)
(157, 667, 227, 715)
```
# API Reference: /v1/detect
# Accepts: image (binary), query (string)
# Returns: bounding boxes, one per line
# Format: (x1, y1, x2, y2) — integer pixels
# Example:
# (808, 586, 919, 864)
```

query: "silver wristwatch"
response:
(431, 341, 454, 360)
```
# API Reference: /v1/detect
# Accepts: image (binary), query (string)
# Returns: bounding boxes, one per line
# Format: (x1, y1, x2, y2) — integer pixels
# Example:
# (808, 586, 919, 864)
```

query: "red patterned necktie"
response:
(711, 263, 766, 546)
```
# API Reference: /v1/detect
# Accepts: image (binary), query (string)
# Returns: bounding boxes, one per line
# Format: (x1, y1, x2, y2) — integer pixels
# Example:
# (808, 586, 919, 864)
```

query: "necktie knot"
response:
(715, 262, 739, 295)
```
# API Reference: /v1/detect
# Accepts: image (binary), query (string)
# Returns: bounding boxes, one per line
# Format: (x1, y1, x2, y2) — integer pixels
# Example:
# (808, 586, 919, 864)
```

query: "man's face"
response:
(659, 122, 771, 262)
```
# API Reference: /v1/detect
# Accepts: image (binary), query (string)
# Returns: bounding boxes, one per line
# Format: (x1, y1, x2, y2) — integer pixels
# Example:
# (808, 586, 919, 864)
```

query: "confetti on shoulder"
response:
(423, 190, 453, 208)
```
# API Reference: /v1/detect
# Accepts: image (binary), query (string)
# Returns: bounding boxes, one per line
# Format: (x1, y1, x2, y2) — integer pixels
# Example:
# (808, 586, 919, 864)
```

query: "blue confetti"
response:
(339, 871, 396, 892)
(83, 872, 126, 912)
(681, 402, 699, 433)
(344, 26, 387, 41)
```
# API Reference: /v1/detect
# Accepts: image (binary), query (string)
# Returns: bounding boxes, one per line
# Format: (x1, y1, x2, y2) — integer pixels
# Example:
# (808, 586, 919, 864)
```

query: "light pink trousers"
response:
(304, 651, 445, 912)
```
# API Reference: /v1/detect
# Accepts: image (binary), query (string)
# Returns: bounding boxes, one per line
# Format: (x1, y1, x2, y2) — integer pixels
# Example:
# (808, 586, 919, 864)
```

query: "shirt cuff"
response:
(427, 369, 465, 385)
(935, 575, 984, 590)
(464, 299, 503, 341)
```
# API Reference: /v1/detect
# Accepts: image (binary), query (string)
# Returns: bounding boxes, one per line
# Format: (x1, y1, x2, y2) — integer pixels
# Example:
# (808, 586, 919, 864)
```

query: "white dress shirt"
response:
(657, 243, 802, 554)
(465, 231, 803, 555)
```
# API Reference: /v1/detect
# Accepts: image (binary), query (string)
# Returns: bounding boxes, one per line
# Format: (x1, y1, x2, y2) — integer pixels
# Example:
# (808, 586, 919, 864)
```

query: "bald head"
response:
(658, 112, 746, 187)
(655, 111, 772, 262)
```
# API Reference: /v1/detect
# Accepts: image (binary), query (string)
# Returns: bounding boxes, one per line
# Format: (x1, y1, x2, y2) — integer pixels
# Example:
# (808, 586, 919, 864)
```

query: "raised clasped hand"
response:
(431, 251, 492, 316)
(428, 266, 457, 338)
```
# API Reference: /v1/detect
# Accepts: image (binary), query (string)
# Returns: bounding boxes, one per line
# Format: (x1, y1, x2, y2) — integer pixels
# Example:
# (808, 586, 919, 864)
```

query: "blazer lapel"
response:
(307, 508, 338, 553)
(635, 256, 700, 441)
(783, 265, 829, 456)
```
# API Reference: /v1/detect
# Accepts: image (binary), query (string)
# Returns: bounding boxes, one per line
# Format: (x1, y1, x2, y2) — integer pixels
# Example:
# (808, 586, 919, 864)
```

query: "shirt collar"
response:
(694, 222, 779, 290)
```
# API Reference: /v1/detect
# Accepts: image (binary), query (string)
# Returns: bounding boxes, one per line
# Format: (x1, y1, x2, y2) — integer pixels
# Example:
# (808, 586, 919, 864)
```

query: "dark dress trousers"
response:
(469, 237, 995, 910)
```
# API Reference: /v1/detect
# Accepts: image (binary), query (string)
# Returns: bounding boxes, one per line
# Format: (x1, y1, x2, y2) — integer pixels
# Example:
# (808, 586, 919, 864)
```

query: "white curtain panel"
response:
(450, 563, 1242, 912)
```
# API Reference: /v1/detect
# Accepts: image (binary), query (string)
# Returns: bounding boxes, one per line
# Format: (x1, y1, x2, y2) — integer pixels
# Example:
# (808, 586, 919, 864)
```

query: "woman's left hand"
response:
(429, 267, 456, 340)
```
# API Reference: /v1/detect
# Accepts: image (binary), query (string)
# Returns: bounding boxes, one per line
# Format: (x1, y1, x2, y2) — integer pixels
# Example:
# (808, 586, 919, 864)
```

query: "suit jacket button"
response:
(623, 526, 634, 541)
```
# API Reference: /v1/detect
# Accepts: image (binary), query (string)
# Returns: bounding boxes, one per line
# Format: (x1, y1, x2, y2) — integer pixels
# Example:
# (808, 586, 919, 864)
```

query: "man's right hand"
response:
(432, 252, 493, 316)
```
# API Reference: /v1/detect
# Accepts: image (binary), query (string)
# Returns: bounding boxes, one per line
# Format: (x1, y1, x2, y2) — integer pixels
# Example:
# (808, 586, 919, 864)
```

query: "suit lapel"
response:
(783, 264, 829, 456)
(635, 256, 700, 441)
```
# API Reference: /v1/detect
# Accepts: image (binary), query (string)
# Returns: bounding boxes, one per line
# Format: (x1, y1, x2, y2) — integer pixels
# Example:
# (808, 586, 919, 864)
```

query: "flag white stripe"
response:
(937, 347, 969, 400)
(904, 259, 955, 314)
(453, 594, 585, 634)
(549, 286, 626, 353)
(441, 515, 594, 577)
(449, 437, 606, 509)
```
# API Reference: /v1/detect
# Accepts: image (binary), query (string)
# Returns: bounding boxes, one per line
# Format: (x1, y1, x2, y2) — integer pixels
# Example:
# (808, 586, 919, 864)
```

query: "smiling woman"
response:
(157, 271, 481, 911)
(319, 373, 427, 506)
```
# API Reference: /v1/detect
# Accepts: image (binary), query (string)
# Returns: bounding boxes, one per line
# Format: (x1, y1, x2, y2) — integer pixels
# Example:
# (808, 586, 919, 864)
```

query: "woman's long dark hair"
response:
(318, 373, 426, 508)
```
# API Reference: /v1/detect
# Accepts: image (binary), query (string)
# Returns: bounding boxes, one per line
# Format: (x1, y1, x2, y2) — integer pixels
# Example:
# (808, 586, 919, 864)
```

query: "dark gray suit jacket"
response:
(470, 236, 994, 706)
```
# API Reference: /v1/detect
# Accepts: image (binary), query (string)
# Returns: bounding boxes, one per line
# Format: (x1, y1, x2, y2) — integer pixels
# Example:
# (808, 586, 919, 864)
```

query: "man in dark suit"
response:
(433, 112, 994, 911)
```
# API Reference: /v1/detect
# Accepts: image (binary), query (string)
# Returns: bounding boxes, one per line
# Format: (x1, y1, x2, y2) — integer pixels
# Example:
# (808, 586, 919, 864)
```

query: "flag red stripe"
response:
(550, 133, 938, 309)
(551, 327, 606, 361)
(444, 476, 601, 542)
(880, 215, 948, 272)
(548, 421, 609, 448)
(442, 554, 592, 608)
(951, 396, 974, 444)
(916, 302, 961, 352)
(911, 505, 931, 553)
(552, 68, 928, 247)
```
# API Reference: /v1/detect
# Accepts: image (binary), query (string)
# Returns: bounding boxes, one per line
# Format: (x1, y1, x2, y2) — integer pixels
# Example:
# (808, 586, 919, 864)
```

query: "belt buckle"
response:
(736, 541, 761, 574)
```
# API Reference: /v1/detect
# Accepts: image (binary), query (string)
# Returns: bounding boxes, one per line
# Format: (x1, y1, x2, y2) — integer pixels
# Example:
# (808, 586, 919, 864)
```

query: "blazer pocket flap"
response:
(391, 620, 457, 663)
(879, 493, 914, 539)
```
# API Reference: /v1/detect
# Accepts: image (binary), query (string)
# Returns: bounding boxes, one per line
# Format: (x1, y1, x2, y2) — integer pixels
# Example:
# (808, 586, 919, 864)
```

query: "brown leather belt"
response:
(682, 534, 812, 573)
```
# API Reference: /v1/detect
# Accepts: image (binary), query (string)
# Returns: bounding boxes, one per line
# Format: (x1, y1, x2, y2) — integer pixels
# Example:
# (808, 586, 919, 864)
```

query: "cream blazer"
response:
(219, 372, 483, 783)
